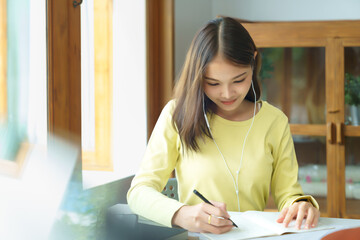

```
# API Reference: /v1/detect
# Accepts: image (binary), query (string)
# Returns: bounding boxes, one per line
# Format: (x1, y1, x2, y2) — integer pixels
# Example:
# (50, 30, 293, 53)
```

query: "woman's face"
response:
(203, 54, 254, 120)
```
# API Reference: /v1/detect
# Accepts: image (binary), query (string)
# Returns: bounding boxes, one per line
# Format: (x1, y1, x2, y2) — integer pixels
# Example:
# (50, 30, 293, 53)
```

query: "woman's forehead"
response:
(205, 56, 251, 77)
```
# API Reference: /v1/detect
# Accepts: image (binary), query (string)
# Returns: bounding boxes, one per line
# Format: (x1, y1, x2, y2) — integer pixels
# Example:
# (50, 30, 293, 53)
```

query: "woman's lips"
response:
(221, 99, 236, 105)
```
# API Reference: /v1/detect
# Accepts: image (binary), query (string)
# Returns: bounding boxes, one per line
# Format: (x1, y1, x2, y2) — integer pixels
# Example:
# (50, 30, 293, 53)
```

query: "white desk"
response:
(189, 217, 360, 240)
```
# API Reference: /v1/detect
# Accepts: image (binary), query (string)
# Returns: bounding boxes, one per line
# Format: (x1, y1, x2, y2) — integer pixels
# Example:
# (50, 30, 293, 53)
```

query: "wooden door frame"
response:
(146, 0, 174, 139)
(47, 0, 81, 150)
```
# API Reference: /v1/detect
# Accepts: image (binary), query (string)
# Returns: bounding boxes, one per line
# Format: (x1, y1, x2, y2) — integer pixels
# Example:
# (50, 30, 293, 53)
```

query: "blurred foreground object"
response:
(321, 227, 360, 240)
(0, 135, 78, 240)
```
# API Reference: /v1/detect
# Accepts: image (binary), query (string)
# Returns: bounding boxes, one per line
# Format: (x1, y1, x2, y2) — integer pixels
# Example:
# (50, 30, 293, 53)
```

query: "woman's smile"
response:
(221, 99, 237, 105)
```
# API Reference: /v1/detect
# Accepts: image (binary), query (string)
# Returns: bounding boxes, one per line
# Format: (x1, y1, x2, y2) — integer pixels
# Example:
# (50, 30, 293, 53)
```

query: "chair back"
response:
(161, 178, 178, 200)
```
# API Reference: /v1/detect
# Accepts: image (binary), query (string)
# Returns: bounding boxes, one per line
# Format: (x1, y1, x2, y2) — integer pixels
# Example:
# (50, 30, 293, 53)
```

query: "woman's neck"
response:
(212, 100, 260, 121)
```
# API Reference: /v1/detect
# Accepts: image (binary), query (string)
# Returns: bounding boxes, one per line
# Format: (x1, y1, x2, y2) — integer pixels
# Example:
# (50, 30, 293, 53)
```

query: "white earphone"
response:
(203, 80, 257, 211)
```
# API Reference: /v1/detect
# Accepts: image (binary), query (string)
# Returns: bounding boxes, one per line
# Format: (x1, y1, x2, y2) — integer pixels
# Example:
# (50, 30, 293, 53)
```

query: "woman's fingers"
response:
(200, 212, 234, 234)
(282, 205, 297, 228)
(304, 206, 314, 229)
(277, 202, 320, 229)
(196, 217, 233, 234)
(172, 202, 234, 234)
(295, 202, 307, 229)
(276, 207, 289, 223)
(211, 201, 230, 217)
(205, 213, 233, 227)
(201, 203, 233, 227)
(305, 205, 320, 228)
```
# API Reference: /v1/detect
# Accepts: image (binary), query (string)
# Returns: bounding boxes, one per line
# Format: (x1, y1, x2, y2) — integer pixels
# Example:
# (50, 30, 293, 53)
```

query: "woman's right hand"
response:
(171, 201, 234, 234)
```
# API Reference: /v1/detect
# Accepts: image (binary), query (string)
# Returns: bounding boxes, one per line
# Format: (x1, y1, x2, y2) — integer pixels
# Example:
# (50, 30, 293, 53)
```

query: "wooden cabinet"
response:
(241, 20, 360, 219)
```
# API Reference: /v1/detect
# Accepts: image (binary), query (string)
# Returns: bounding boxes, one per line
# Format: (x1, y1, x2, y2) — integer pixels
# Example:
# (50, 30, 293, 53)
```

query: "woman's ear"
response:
(251, 51, 258, 70)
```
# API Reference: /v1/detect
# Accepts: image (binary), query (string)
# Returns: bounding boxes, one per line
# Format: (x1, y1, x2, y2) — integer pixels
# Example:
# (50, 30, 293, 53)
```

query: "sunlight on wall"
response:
(28, 0, 47, 145)
(81, 0, 146, 188)
(112, 0, 146, 180)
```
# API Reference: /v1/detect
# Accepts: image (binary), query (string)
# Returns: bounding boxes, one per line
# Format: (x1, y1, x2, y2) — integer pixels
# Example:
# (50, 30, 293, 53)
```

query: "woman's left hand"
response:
(276, 201, 320, 230)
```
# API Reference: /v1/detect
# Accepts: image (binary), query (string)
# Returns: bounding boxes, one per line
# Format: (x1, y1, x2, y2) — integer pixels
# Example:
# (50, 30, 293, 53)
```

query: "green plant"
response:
(259, 48, 275, 80)
(345, 73, 360, 106)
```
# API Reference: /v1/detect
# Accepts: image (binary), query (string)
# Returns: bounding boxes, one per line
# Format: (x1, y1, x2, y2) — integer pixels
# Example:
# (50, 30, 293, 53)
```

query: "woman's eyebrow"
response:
(204, 71, 247, 81)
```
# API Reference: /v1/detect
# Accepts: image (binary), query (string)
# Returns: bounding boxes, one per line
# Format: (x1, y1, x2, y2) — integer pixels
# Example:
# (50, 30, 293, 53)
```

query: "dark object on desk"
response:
(321, 227, 360, 240)
(106, 204, 187, 240)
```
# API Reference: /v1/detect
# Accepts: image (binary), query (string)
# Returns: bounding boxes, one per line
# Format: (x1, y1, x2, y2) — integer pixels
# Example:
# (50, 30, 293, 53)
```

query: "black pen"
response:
(193, 189, 239, 228)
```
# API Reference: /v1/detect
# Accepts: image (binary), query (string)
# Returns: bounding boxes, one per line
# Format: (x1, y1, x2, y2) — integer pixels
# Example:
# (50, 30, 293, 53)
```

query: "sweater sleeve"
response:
(270, 117, 319, 210)
(127, 101, 185, 227)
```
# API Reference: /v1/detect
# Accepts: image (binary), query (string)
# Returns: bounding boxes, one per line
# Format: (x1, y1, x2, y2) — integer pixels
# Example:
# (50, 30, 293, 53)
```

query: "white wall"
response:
(28, 0, 47, 145)
(175, 0, 360, 77)
(81, 0, 147, 189)
(112, 0, 147, 182)
(175, 0, 213, 77)
(211, 0, 360, 21)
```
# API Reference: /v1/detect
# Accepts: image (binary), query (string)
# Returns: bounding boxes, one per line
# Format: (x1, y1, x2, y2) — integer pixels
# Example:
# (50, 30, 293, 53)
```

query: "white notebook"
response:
(202, 211, 336, 240)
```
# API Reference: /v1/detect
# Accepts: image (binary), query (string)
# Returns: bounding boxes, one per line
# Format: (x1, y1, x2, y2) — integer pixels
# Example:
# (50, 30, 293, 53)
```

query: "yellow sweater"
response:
(127, 100, 318, 227)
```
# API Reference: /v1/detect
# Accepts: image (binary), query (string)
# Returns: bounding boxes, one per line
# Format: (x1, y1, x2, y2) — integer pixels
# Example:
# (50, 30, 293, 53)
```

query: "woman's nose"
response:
(221, 85, 233, 99)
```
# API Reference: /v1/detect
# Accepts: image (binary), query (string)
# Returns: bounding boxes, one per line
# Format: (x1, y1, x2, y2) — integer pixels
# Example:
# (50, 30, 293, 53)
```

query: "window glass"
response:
(259, 47, 326, 124)
(81, 0, 147, 188)
(344, 47, 360, 126)
(0, 0, 46, 165)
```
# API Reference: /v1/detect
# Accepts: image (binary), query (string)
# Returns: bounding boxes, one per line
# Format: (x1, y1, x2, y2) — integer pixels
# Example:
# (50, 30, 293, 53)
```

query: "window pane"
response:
(296, 136, 327, 213)
(81, 0, 147, 188)
(345, 137, 360, 216)
(258, 47, 326, 124)
(0, 0, 46, 163)
(344, 47, 360, 126)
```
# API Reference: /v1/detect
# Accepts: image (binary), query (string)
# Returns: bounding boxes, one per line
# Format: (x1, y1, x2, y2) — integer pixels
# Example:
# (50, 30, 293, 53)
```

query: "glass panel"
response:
(345, 137, 360, 216)
(0, 1, 46, 165)
(295, 136, 327, 213)
(344, 47, 360, 126)
(81, 0, 147, 179)
(258, 47, 326, 124)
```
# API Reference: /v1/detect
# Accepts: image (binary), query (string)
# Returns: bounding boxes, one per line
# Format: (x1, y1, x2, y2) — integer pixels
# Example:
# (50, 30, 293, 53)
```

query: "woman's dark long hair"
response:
(172, 17, 261, 152)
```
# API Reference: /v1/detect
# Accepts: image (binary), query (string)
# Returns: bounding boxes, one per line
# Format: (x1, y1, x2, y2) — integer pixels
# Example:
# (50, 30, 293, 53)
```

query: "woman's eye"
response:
(234, 79, 245, 83)
(207, 82, 219, 86)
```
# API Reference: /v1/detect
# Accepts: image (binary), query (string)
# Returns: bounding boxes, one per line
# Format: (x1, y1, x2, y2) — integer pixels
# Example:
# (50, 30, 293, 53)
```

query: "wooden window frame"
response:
(82, 0, 113, 171)
(47, 0, 81, 154)
(46, 0, 174, 173)
(80, 0, 174, 170)
(146, 0, 174, 139)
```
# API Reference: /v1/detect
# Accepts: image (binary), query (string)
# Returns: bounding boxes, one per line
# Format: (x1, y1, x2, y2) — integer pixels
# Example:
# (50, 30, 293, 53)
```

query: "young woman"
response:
(127, 17, 320, 234)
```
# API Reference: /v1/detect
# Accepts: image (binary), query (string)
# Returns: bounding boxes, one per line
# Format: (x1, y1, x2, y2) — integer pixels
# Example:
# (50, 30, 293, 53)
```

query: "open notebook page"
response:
(203, 211, 335, 240)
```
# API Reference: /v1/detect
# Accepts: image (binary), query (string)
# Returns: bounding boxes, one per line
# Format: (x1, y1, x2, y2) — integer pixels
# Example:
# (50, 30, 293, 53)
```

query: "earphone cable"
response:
(203, 80, 257, 212)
